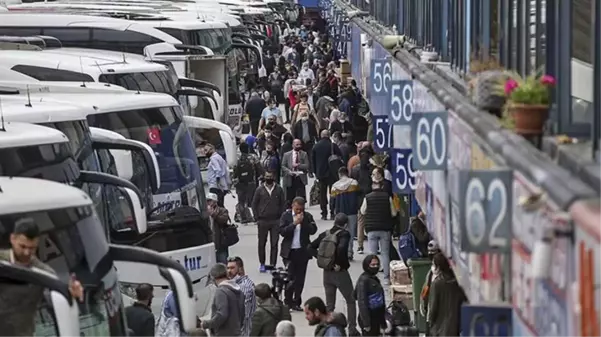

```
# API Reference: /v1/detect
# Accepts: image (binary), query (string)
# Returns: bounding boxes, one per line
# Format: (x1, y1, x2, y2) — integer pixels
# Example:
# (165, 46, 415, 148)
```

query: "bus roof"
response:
(0, 13, 182, 44)
(0, 95, 94, 123)
(0, 121, 69, 148)
(136, 20, 229, 30)
(0, 49, 170, 80)
(0, 176, 92, 214)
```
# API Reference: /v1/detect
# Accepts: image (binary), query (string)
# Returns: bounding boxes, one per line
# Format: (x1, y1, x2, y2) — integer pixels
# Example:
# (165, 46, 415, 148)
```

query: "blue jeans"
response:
(216, 248, 229, 264)
(347, 215, 358, 258)
(367, 230, 391, 279)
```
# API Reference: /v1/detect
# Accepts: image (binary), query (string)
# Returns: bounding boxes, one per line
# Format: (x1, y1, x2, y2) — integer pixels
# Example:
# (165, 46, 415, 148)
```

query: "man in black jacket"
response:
(309, 213, 358, 335)
(125, 283, 155, 336)
(312, 129, 342, 220)
(279, 197, 317, 310)
(252, 170, 286, 272)
(246, 92, 267, 135)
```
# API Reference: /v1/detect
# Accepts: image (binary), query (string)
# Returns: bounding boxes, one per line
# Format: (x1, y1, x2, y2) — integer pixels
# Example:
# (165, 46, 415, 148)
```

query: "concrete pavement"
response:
(224, 178, 368, 336)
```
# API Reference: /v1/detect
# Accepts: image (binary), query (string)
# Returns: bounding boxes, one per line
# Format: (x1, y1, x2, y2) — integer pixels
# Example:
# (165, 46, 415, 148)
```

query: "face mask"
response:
(294, 146, 302, 151)
(301, 116, 309, 121)
(431, 265, 438, 275)
(338, 117, 346, 122)
(367, 266, 379, 275)
(265, 132, 272, 137)
(265, 178, 275, 184)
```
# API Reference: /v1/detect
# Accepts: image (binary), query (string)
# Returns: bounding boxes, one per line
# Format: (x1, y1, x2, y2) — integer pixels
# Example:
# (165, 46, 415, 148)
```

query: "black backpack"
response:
(235, 155, 255, 184)
(316, 229, 341, 270)
(388, 300, 412, 327)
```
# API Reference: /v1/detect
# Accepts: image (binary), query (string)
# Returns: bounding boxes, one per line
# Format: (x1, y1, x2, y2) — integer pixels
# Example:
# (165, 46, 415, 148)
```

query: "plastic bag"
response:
(310, 181, 320, 206)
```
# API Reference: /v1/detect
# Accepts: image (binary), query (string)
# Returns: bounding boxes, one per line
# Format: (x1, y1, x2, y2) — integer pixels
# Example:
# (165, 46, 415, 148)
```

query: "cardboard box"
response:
(339, 59, 351, 74)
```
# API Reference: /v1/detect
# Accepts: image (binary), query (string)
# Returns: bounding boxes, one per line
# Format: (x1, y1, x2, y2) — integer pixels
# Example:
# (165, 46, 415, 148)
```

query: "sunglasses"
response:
(227, 256, 242, 263)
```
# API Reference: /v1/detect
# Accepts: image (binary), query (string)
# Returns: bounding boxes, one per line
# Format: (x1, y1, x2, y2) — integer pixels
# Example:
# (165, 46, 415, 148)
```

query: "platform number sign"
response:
(458, 170, 513, 253)
(411, 112, 448, 170)
(389, 80, 413, 125)
(370, 59, 391, 97)
(461, 304, 513, 336)
(372, 116, 393, 151)
(392, 148, 416, 193)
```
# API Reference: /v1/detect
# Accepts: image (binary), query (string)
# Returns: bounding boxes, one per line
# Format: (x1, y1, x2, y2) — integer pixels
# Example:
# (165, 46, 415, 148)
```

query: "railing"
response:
(350, 0, 599, 161)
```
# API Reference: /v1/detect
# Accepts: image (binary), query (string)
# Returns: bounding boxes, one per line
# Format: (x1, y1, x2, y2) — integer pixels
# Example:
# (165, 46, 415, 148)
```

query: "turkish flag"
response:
(147, 127, 161, 145)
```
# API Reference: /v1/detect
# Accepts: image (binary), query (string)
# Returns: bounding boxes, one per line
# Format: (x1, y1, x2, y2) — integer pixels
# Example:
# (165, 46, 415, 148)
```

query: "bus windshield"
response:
(86, 106, 205, 217)
(99, 70, 180, 97)
(0, 205, 127, 336)
(0, 142, 80, 184)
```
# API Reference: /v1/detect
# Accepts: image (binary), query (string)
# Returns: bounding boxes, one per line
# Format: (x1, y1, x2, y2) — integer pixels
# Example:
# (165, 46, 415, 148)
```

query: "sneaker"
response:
(382, 278, 390, 286)
(357, 247, 364, 254)
(259, 265, 266, 273)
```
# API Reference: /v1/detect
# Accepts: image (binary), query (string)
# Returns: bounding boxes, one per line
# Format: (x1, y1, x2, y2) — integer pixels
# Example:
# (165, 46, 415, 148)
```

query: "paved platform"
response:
(224, 178, 368, 336)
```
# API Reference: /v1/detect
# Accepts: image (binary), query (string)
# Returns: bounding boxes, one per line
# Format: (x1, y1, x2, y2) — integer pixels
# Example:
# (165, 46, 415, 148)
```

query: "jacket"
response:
(354, 255, 386, 329)
(314, 313, 348, 337)
(427, 274, 468, 336)
(125, 302, 155, 336)
(361, 190, 395, 232)
(279, 210, 318, 259)
(330, 176, 361, 216)
(250, 297, 292, 336)
(252, 184, 286, 221)
(211, 206, 231, 250)
(281, 149, 310, 187)
(204, 280, 246, 336)
(311, 138, 342, 179)
(309, 226, 351, 270)
(0, 250, 55, 336)
(246, 96, 267, 120)
(292, 119, 318, 144)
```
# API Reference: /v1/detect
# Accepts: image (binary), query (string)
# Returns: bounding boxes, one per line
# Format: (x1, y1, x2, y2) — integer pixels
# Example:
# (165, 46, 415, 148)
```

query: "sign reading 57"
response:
(458, 170, 513, 253)
(372, 116, 392, 151)
(392, 148, 416, 194)
(370, 59, 391, 97)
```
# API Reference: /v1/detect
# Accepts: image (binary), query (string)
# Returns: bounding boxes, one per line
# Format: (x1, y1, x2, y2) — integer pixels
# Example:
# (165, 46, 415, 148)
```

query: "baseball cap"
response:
(207, 193, 219, 202)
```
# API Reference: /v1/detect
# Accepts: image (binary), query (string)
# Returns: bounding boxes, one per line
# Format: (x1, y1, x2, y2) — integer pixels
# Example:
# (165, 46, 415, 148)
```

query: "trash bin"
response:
(406, 258, 432, 334)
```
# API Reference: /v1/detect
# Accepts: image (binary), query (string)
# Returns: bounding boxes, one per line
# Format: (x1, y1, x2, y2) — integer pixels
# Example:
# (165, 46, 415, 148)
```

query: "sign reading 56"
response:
(458, 170, 513, 253)
(392, 148, 416, 194)
(370, 59, 391, 97)
(412, 112, 448, 170)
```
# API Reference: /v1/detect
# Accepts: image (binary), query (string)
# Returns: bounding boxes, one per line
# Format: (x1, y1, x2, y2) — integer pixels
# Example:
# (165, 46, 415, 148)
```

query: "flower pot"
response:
(508, 103, 549, 135)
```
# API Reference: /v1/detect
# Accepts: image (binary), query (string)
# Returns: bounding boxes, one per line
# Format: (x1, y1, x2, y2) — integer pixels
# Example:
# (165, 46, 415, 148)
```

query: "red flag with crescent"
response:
(147, 127, 161, 145)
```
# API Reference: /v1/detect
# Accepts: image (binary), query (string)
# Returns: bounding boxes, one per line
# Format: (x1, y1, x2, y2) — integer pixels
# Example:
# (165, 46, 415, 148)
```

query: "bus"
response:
(0, 174, 197, 335)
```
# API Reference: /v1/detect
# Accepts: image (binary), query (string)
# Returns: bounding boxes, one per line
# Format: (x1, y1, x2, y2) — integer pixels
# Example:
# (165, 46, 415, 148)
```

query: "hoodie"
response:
(354, 255, 386, 330)
(250, 297, 292, 336)
(330, 176, 361, 216)
(204, 280, 245, 336)
(314, 312, 348, 337)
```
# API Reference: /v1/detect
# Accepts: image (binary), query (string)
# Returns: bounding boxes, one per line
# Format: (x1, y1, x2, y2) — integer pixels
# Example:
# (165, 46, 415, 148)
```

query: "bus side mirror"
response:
(120, 186, 148, 234)
(0, 262, 80, 337)
(109, 244, 197, 333)
(91, 138, 161, 193)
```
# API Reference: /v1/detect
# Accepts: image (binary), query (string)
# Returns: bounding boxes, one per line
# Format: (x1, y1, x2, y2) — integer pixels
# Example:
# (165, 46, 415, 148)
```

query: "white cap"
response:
(207, 193, 219, 202)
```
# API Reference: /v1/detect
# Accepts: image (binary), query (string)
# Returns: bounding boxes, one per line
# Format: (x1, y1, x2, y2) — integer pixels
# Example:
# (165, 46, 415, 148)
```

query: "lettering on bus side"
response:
(175, 255, 205, 272)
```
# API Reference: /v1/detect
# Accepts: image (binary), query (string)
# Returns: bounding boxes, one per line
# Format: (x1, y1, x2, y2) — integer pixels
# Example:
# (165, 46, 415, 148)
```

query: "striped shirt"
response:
(235, 275, 256, 336)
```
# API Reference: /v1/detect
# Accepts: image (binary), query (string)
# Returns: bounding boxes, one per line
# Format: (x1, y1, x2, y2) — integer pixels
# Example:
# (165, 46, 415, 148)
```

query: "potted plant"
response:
(502, 71, 556, 135)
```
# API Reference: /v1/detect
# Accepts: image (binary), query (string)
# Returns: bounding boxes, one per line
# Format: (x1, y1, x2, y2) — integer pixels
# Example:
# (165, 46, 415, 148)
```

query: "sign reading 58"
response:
(370, 59, 391, 97)
(392, 148, 416, 194)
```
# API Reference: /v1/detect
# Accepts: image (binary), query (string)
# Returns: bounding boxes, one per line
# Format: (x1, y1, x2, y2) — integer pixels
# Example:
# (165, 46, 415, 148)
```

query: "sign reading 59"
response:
(392, 148, 416, 194)
(370, 59, 391, 97)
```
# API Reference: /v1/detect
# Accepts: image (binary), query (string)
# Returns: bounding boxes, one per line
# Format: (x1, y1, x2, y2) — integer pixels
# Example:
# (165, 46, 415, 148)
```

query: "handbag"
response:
(310, 181, 320, 206)
(222, 219, 240, 247)
(328, 141, 344, 178)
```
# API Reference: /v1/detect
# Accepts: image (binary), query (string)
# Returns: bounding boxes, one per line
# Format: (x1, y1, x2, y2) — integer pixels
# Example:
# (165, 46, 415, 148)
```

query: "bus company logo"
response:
(174, 255, 206, 272)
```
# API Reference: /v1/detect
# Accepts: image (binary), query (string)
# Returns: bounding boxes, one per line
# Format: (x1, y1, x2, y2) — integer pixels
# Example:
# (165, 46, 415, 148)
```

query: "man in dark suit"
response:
(125, 283, 155, 336)
(281, 139, 310, 206)
(279, 197, 317, 311)
(312, 129, 342, 220)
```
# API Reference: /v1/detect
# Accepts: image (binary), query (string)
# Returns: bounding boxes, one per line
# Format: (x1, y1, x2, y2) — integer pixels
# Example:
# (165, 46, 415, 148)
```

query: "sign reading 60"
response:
(412, 112, 448, 170)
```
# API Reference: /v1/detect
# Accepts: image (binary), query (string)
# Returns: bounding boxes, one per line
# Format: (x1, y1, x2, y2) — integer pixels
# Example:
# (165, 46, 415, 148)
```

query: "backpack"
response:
(235, 155, 255, 184)
(398, 228, 422, 263)
(387, 300, 412, 327)
(316, 229, 342, 269)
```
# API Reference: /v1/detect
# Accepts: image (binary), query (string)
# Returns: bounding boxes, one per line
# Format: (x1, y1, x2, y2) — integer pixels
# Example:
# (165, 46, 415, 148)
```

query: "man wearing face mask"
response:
(208, 193, 232, 263)
(298, 62, 315, 86)
(252, 170, 286, 271)
(257, 125, 281, 153)
(419, 240, 441, 318)
(329, 112, 354, 141)
(354, 255, 387, 336)
(260, 102, 283, 130)
(282, 139, 310, 205)
(206, 143, 231, 207)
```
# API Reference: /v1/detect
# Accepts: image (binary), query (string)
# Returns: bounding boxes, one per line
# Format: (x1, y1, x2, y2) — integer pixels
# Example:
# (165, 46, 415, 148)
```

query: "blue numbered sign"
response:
(388, 80, 413, 125)
(370, 59, 391, 97)
(411, 112, 448, 170)
(458, 170, 513, 253)
(392, 149, 416, 194)
(372, 116, 392, 152)
(461, 304, 513, 336)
